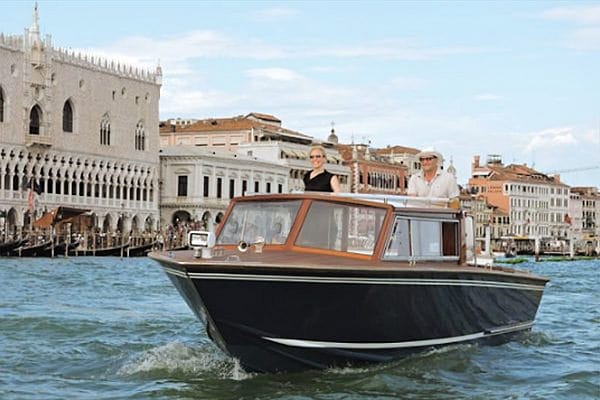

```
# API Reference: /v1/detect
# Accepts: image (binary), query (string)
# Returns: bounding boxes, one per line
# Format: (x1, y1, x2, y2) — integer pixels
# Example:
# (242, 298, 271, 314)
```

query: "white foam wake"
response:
(117, 341, 252, 380)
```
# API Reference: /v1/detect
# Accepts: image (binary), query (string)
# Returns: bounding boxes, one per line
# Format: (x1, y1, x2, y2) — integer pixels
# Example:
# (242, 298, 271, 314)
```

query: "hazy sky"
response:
(2, 1, 599, 186)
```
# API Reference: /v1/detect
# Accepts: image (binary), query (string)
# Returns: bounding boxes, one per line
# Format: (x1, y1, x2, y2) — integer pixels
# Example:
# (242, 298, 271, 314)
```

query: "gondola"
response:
(127, 241, 157, 257)
(0, 238, 29, 256)
(11, 240, 53, 257)
(70, 242, 129, 256)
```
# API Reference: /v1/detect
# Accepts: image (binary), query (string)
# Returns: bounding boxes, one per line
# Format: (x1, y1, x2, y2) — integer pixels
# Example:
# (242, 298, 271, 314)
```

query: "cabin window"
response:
(216, 200, 302, 245)
(384, 215, 459, 260)
(296, 201, 386, 255)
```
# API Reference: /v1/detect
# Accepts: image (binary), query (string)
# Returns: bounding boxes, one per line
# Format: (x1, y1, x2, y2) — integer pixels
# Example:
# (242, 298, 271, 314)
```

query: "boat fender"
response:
(238, 241, 249, 252)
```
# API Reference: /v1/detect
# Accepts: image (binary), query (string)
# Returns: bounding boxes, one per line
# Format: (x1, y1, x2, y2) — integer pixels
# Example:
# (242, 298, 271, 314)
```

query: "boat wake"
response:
(325, 343, 479, 376)
(515, 330, 553, 346)
(117, 341, 252, 380)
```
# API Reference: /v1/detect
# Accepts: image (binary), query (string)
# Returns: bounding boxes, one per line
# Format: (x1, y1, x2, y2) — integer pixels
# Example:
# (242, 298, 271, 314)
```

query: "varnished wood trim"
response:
(289, 245, 373, 261)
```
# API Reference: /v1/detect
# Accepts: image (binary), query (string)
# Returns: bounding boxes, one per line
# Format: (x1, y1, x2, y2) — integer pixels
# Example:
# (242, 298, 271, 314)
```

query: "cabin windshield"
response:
(384, 214, 459, 261)
(217, 200, 302, 245)
(295, 201, 387, 255)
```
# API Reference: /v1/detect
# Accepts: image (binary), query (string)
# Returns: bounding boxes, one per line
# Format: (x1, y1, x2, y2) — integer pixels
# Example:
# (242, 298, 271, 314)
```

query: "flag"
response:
(28, 188, 35, 212)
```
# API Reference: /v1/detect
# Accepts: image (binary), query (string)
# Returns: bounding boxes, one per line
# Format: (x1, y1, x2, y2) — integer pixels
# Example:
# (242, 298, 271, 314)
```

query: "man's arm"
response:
(406, 175, 417, 196)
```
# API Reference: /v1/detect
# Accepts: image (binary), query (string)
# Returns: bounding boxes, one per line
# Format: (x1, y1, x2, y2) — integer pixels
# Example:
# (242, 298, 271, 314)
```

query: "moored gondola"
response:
(0, 238, 29, 256)
(127, 241, 157, 257)
(69, 242, 129, 257)
(11, 240, 53, 257)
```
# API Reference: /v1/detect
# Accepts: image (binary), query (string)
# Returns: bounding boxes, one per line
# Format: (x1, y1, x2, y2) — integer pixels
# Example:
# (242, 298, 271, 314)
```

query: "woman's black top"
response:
(304, 170, 334, 192)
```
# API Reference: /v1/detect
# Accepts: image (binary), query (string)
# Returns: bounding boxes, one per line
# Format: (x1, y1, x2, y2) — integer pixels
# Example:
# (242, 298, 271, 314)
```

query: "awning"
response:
(34, 207, 91, 229)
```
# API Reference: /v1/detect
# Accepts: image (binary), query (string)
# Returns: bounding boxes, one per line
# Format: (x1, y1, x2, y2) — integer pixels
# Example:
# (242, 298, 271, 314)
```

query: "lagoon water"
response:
(1, 256, 598, 399)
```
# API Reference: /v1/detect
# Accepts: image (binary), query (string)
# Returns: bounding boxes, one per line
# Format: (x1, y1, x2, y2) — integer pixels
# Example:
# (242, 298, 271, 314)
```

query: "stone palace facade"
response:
(0, 6, 162, 237)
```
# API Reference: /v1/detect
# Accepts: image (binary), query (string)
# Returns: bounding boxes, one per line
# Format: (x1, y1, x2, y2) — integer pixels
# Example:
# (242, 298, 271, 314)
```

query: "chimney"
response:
(553, 174, 561, 184)
(472, 155, 480, 170)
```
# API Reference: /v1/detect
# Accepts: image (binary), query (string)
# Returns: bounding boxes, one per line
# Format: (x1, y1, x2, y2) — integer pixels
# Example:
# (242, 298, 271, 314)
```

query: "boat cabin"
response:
(212, 193, 464, 263)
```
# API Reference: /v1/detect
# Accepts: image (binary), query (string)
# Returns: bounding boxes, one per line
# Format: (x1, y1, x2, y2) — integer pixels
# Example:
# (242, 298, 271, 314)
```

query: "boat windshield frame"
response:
(216, 199, 303, 246)
(215, 193, 463, 262)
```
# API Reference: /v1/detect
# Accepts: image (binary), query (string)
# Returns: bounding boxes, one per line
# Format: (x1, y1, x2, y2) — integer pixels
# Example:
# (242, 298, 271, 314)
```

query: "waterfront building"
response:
(569, 190, 584, 243)
(336, 140, 408, 194)
(468, 155, 570, 245)
(159, 146, 288, 231)
(0, 6, 162, 239)
(375, 145, 422, 177)
(459, 190, 510, 253)
(570, 186, 599, 253)
(159, 113, 351, 192)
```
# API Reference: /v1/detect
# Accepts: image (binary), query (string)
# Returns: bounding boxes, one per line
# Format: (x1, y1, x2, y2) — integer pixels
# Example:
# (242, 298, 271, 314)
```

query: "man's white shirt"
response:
(407, 169, 459, 198)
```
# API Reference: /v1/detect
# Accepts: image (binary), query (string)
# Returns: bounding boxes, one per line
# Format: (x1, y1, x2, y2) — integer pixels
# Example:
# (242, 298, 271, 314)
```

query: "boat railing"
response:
(331, 193, 453, 208)
(245, 191, 453, 208)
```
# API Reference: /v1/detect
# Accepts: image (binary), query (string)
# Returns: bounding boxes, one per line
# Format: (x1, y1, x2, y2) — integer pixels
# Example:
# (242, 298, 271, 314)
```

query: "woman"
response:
(303, 144, 342, 193)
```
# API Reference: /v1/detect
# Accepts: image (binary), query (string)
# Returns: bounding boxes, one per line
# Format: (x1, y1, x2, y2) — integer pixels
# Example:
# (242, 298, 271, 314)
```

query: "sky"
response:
(2, 0, 599, 187)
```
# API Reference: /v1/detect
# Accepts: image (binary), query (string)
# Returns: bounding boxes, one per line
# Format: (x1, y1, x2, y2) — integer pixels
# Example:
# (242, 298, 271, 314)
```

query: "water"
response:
(1, 257, 598, 399)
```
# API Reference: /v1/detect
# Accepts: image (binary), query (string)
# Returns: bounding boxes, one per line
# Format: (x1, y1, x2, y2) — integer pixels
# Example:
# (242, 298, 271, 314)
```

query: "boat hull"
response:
(156, 260, 547, 373)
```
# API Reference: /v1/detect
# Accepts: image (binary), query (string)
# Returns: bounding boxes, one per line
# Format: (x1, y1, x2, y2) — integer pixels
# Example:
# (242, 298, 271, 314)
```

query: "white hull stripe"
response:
(262, 321, 534, 350)
(164, 270, 544, 291)
(161, 266, 189, 278)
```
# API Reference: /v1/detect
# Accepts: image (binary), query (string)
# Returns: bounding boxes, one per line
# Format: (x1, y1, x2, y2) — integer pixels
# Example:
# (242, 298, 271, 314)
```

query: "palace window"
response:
(217, 178, 222, 198)
(203, 176, 209, 197)
(62, 100, 73, 132)
(29, 105, 42, 134)
(135, 121, 145, 151)
(100, 114, 111, 145)
(0, 86, 4, 122)
(177, 176, 188, 197)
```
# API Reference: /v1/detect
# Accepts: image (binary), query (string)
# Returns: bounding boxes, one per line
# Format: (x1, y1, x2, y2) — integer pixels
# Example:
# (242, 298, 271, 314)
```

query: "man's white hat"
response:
(416, 148, 443, 161)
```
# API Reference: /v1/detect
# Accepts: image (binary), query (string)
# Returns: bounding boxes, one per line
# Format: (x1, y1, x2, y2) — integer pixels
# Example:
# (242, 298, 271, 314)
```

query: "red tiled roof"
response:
(245, 112, 281, 123)
(159, 114, 311, 139)
(472, 163, 569, 187)
(375, 145, 421, 155)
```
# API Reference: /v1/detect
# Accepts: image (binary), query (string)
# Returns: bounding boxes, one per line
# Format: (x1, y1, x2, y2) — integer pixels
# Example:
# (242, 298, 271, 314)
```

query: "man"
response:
(407, 149, 459, 198)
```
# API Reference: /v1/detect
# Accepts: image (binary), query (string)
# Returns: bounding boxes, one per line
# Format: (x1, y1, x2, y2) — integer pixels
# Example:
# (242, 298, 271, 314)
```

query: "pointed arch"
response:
(62, 99, 73, 132)
(100, 112, 110, 145)
(29, 104, 42, 135)
(135, 120, 145, 151)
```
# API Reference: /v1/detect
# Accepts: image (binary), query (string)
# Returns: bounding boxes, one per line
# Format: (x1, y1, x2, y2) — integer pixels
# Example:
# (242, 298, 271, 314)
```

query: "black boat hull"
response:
(158, 262, 547, 373)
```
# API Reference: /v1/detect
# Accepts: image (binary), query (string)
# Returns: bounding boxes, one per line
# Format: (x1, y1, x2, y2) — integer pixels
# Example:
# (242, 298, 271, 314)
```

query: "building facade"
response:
(337, 142, 408, 194)
(375, 145, 422, 177)
(0, 6, 161, 238)
(570, 186, 599, 253)
(160, 113, 351, 192)
(159, 146, 289, 231)
(468, 155, 570, 243)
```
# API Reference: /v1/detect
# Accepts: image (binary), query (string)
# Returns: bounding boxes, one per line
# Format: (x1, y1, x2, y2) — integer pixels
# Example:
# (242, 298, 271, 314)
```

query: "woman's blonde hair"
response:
(308, 144, 327, 157)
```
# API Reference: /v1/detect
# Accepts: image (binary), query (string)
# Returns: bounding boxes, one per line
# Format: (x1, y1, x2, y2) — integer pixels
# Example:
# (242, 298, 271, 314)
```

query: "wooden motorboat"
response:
(149, 193, 549, 373)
